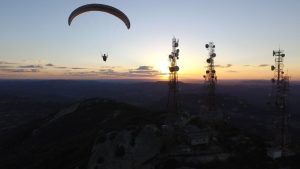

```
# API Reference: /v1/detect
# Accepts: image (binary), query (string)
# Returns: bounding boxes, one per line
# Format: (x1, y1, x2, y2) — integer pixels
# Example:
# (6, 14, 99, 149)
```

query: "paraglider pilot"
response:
(102, 54, 108, 62)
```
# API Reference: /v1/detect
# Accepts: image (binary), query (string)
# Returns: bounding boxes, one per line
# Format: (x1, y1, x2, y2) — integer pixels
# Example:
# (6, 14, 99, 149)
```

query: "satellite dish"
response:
(212, 70, 216, 73)
(273, 50, 275, 56)
(205, 44, 209, 48)
(281, 54, 285, 57)
(173, 42, 178, 48)
(206, 58, 211, 63)
(169, 66, 179, 72)
(206, 70, 210, 74)
(211, 53, 216, 57)
(271, 65, 275, 71)
(203, 75, 206, 78)
(213, 45, 215, 48)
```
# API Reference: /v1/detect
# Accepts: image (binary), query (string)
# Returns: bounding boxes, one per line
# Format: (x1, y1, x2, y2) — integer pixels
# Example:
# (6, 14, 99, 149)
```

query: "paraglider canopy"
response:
(68, 3, 131, 29)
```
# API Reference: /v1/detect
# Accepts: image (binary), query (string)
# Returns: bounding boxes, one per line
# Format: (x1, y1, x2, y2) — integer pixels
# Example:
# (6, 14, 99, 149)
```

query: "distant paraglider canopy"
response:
(68, 3, 131, 29)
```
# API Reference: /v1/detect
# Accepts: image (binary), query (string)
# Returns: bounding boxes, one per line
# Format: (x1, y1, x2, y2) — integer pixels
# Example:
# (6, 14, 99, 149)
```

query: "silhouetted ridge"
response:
(0, 98, 159, 169)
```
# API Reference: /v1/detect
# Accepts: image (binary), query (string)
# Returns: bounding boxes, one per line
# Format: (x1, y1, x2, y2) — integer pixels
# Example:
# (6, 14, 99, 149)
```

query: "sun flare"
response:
(155, 61, 169, 80)
(155, 61, 169, 74)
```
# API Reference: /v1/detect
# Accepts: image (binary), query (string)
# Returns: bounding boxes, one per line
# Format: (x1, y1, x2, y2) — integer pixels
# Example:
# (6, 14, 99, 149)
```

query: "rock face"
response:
(88, 125, 162, 169)
(0, 98, 160, 169)
(1, 98, 273, 169)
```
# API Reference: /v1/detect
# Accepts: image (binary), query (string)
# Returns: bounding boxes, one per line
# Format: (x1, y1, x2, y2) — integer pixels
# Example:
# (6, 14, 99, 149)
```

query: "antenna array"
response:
(203, 42, 217, 111)
(167, 37, 180, 115)
(270, 48, 291, 158)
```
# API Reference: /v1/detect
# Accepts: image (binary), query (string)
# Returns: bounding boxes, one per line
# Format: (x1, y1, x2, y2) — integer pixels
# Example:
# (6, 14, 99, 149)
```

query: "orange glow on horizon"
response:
(0, 65, 299, 81)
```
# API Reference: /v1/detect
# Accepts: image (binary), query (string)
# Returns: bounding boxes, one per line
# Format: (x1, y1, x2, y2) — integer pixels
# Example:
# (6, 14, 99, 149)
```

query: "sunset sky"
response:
(0, 0, 299, 81)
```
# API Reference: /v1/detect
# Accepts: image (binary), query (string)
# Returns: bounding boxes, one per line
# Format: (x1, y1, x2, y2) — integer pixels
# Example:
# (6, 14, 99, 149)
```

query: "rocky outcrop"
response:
(87, 125, 162, 169)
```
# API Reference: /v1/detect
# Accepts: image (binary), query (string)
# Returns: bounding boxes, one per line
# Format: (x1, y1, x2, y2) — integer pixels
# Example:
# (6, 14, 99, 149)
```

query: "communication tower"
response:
(167, 37, 180, 115)
(203, 42, 217, 111)
(269, 48, 291, 158)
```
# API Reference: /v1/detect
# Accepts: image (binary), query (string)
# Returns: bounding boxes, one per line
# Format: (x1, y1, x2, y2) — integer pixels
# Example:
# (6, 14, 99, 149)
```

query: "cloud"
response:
(0, 65, 14, 69)
(19, 65, 43, 69)
(214, 64, 232, 68)
(13, 69, 40, 73)
(0, 61, 16, 65)
(226, 70, 238, 73)
(129, 70, 160, 74)
(128, 66, 163, 76)
(243, 64, 269, 67)
(99, 69, 115, 73)
(65, 69, 116, 77)
(1, 63, 43, 73)
(65, 66, 164, 78)
(127, 66, 168, 77)
(0, 68, 40, 73)
(71, 67, 87, 70)
(54, 66, 67, 69)
(100, 66, 118, 69)
(136, 66, 153, 70)
(46, 63, 54, 67)
(65, 72, 94, 76)
(258, 64, 269, 67)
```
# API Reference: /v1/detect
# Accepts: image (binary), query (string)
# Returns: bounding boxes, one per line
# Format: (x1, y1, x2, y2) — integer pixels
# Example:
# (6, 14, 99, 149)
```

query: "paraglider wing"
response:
(68, 4, 130, 29)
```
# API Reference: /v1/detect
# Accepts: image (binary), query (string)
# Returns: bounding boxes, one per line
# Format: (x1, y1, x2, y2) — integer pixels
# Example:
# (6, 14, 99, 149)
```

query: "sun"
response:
(155, 61, 169, 74)
(155, 61, 169, 80)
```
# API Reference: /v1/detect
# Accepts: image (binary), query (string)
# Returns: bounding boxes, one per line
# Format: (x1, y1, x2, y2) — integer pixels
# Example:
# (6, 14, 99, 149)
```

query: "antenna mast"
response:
(167, 37, 180, 115)
(203, 42, 217, 111)
(270, 48, 291, 158)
